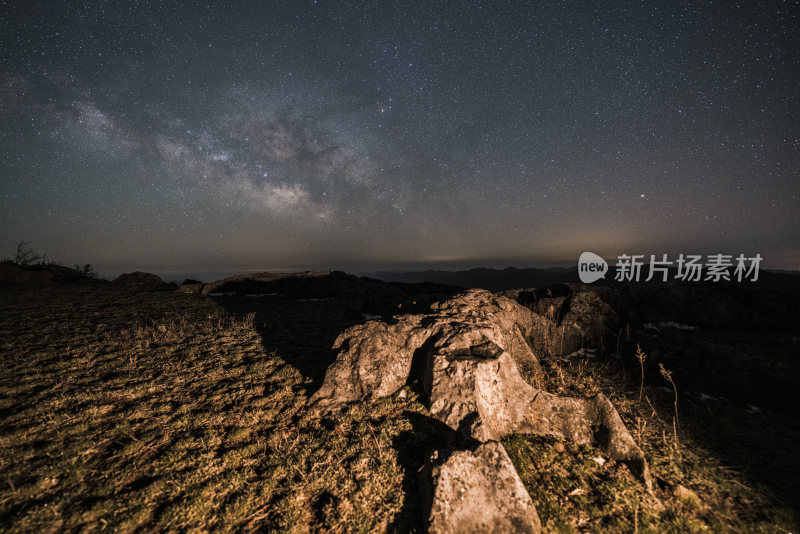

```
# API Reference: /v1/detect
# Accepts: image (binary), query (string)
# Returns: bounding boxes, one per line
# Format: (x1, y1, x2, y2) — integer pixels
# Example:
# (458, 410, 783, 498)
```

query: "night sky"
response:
(2, 1, 799, 277)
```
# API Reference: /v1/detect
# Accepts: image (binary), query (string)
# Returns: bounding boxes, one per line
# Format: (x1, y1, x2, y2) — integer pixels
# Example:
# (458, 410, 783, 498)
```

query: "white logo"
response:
(578, 252, 608, 283)
(577, 252, 762, 283)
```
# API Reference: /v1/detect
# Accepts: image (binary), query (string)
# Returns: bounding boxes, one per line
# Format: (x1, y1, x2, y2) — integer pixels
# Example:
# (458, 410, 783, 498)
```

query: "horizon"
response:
(35, 257, 795, 285)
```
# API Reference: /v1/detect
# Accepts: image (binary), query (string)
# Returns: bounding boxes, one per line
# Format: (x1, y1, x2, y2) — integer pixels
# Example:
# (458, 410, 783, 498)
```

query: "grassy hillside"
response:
(0, 284, 797, 532)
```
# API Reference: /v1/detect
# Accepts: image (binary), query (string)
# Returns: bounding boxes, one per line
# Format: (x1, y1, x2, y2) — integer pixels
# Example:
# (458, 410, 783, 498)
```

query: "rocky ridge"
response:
(310, 288, 650, 533)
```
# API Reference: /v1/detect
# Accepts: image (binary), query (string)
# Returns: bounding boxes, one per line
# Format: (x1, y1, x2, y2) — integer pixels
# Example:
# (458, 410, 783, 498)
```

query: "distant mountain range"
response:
(367, 266, 800, 291)
(367, 266, 581, 291)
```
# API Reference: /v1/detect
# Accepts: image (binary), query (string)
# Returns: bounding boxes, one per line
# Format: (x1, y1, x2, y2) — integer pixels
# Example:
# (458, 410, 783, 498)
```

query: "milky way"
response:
(1, 1, 798, 275)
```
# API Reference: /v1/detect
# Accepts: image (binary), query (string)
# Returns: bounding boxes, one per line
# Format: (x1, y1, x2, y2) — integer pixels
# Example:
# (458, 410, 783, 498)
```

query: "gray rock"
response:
(308, 315, 432, 412)
(426, 341, 536, 442)
(521, 390, 652, 491)
(526, 289, 617, 358)
(309, 289, 539, 412)
(427, 441, 541, 534)
(311, 289, 648, 479)
(429, 290, 541, 372)
(560, 291, 617, 349)
(310, 287, 652, 528)
(422, 325, 652, 491)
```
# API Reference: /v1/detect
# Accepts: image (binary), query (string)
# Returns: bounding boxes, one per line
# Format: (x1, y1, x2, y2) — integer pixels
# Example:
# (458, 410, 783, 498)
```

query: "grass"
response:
(1, 283, 797, 532)
(0, 285, 437, 532)
(504, 435, 647, 532)
(508, 340, 798, 533)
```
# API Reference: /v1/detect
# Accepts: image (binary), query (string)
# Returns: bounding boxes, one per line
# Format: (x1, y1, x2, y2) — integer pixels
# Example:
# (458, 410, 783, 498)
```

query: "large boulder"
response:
(427, 290, 541, 371)
(426, 341, 536, 442)
(560, 291, 617, 347)
(308, 290, 540, 412)
(426, 441, 541, 534)
(523, 288, 618, 358)
(308, 315, 433, 412)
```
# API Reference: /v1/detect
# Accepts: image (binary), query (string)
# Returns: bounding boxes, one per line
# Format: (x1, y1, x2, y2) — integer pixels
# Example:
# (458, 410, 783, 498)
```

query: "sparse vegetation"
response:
(11, 240, 40, 266)
(73, 263, 98, 278)
(0, 286, 437, 532)
(635, 344, 646, 404)
(658, 362, 680, 452)
(2, 241, 99, 282)
(0, 283, 797, 532)
(509, 343, 797, 533)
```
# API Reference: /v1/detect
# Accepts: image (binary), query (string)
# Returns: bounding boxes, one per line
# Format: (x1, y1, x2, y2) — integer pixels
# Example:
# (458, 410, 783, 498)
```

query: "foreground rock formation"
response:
(309, 289, 651, 532)
(426, 441, 541, 534)
(311, 290, 538, 412)
(513, 285, 618, 358)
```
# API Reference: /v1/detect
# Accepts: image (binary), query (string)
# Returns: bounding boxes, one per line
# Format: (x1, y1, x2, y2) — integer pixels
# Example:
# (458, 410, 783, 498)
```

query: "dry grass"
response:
(0, 284, 797, 532)
(507, 346, 798, 533)
(0, 285, 432, 532)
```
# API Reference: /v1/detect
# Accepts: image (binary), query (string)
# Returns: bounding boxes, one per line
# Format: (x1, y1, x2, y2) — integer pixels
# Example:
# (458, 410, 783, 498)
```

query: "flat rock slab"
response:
(522, 390, 652, 490)
(427, 341, 537, 442)
(427, 441, 541, 534)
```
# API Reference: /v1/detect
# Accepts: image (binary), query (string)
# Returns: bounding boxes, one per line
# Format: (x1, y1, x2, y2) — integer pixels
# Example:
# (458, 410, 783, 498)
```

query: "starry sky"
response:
(2, 1, 799, 277)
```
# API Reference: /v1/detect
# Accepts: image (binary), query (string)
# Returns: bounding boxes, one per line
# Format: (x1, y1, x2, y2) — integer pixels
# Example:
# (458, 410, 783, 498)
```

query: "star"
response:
(0, 1, 796, 272)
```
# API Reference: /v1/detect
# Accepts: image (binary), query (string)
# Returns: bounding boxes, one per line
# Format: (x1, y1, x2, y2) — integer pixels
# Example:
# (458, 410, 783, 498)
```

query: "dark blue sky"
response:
(2, 1, 798, 276)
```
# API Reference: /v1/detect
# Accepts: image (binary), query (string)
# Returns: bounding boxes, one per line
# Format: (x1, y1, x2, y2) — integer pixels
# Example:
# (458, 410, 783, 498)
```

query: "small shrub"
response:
(13, 240, 40, 266)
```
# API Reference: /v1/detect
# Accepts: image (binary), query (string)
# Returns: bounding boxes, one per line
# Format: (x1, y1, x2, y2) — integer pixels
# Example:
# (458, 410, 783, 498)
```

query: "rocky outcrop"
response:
(426, 441, 541, 534)
(308, 290, 540, 413)
(521, 288, 618, 358)
(113, 271, 171, 290)
(309, 315, 432, 410)
(426, 290, 541, 371)
(310, 289, 651, 531)
(426, 341, 537, 442)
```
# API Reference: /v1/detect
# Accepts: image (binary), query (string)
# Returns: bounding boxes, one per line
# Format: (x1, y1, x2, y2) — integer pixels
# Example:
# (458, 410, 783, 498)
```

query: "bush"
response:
(12, 240, 40, 266)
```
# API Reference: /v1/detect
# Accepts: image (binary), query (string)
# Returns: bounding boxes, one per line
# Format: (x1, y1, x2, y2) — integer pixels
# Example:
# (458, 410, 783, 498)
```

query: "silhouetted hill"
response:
(0, 261, 99, 286)
(368, 267, 581, 291)
(368, 266, 800, 291)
